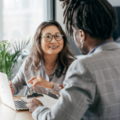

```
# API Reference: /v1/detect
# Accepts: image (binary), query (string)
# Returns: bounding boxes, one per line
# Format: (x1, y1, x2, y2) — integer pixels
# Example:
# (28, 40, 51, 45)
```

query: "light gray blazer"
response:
(32, 42, 120, 120)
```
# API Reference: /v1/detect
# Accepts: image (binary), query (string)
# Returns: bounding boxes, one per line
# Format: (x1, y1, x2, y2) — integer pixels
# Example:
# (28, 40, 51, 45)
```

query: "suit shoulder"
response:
(69, 56, 87, 70)
(75, 55, 89, 64)
(76, 53, 103, 64)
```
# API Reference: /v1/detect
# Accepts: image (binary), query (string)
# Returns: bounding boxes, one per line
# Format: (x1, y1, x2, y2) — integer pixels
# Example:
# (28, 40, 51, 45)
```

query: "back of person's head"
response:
(62, 0, 117, 41)
(30, 20, 75, 75)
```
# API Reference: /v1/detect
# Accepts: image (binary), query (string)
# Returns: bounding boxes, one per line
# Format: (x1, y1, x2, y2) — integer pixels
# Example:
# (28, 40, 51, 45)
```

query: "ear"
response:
(79, 30, 86, 42)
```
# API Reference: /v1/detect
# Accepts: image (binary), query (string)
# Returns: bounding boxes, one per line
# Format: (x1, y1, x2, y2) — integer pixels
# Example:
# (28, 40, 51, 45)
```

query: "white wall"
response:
(56, 1, 65, 31)
(0, 0, 3, 41)
(108, 0, 120, 6)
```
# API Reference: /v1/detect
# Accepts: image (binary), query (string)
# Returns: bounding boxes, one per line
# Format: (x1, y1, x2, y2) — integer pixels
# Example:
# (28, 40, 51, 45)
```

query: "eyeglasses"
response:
(41, 34, 64, 42)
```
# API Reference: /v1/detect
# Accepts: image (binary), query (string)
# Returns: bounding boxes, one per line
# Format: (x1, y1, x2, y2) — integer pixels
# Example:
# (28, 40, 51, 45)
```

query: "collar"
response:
(88, 41, 116, 55)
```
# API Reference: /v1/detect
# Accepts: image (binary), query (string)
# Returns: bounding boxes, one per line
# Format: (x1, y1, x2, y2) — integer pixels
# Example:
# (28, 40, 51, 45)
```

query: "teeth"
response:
(50, 46, 58, 48)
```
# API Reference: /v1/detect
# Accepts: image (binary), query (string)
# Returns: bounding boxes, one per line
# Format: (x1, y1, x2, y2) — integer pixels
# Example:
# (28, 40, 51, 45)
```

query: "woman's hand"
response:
(59, 84, 64, 89)
(9, 81, 14, 94)
(28, 76, 54, 89)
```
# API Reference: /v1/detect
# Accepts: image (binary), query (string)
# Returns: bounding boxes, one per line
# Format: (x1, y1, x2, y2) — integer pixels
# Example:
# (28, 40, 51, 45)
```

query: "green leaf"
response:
(0, 39, 30, 80)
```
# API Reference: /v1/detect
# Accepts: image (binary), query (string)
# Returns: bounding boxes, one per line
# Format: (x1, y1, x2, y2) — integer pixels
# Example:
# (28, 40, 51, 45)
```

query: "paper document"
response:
(21, 94, 58, 109)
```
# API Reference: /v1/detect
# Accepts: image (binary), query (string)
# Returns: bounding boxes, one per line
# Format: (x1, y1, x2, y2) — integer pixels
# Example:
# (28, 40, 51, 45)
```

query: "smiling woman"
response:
(10, 20, 76, 98)
(40, 25, 64, 58)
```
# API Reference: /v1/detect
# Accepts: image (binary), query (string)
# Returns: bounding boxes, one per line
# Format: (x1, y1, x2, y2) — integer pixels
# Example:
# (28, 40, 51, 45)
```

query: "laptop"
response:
(0, 72, 29, 111)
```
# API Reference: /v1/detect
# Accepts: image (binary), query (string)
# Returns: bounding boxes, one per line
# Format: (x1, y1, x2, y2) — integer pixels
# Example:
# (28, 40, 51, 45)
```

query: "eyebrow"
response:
(44, 32, 60, 34)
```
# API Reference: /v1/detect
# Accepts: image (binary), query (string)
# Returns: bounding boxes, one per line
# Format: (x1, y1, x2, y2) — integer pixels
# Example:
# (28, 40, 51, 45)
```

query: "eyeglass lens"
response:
(45, 34, 62, 41)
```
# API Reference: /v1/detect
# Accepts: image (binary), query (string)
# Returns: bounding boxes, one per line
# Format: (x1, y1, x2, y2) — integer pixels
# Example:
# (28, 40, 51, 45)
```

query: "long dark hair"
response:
(62, 0, 117, 41)
(30, 20, 76, 76)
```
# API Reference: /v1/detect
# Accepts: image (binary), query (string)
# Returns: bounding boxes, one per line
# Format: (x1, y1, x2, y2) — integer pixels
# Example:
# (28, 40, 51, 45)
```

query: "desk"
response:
(0, 96, 33, 120)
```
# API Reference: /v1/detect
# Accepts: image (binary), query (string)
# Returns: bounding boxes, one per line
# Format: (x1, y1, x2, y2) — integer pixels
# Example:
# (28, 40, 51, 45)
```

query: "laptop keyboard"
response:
(14, 100, 29, 110)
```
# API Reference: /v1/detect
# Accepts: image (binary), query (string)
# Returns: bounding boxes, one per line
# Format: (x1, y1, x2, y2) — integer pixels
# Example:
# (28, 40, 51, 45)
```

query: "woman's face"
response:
(41, 25, 64, 56)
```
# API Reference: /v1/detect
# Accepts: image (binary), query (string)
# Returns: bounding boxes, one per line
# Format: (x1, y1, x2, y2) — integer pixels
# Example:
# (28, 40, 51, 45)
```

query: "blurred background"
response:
(1, 0, 45, 41)
(1, 0, 120, 55)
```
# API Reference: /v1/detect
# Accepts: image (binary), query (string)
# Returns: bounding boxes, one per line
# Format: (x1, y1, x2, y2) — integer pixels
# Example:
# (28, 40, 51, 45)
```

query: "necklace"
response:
(46, 67, 54, 72)
(45, 62, 55, 72)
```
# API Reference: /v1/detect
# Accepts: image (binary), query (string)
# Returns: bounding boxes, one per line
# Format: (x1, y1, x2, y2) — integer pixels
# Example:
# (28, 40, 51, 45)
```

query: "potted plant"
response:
(0, 39, 30, 80)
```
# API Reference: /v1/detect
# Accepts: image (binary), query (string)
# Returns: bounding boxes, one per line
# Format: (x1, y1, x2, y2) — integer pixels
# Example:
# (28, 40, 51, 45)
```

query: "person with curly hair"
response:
(27, 0, 120, 120)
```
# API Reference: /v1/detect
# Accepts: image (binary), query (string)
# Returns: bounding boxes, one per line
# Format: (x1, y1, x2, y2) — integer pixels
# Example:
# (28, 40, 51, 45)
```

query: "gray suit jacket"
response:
(32, 42, 120, 120)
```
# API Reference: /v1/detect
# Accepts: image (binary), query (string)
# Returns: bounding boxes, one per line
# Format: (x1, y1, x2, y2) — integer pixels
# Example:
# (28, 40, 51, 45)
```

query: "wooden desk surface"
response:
(0, 96, 33, 120)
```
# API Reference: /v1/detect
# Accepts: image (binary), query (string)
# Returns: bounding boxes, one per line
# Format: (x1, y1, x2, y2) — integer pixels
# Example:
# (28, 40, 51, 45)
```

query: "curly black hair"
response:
(62, 0, 117, 41)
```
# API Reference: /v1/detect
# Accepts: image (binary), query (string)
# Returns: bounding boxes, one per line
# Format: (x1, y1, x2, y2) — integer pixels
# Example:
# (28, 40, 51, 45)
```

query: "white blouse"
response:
(12, 57, 67, 97)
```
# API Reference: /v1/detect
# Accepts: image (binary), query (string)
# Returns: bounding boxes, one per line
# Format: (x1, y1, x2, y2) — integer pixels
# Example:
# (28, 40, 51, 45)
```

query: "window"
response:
(0, 0, 47, 41)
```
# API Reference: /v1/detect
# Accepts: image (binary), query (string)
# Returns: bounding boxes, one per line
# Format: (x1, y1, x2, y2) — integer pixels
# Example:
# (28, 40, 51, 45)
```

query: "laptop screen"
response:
(0, 72, 16, 110)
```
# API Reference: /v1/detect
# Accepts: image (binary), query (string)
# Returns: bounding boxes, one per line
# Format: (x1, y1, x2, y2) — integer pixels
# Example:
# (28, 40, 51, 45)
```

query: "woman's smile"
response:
(49, 45, 59, 49)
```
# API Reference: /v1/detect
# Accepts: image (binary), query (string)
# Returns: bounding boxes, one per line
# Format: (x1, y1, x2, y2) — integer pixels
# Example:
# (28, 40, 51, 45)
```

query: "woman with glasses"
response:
(10, 20, 76, 98)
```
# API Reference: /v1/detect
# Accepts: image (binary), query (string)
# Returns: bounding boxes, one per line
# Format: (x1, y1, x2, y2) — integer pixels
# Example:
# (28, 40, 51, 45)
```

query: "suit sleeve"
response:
(32, 59, 96, 120)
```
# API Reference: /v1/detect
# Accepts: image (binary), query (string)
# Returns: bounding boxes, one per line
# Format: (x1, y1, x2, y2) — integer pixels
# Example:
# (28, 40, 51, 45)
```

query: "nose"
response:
(50, 36, 56, 43)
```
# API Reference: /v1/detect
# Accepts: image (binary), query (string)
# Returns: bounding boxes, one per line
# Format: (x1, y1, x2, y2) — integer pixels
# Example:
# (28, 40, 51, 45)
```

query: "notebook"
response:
(0, 72, 29, 111)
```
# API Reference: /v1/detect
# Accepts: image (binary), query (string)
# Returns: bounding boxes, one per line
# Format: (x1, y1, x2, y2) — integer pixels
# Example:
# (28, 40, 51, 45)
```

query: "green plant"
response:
(0, 39, 30, 80)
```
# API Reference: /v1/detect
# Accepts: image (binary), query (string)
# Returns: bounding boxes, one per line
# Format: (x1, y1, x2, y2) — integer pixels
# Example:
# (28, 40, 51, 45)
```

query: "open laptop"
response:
(0, 72, 29, 111)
